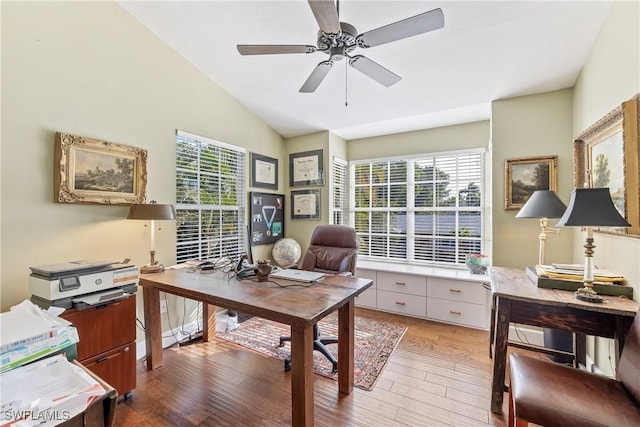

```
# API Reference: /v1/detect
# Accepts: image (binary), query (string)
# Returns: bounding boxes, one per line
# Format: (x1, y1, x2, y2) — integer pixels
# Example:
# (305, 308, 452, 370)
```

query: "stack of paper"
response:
(0, 300, 79, 373)
(0, 354, 107, 426)
(536, 264, 626, 284)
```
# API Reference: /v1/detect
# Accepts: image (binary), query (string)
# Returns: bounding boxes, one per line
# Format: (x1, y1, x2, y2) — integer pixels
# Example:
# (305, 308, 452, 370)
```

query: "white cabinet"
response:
(356, 262, 489, 330)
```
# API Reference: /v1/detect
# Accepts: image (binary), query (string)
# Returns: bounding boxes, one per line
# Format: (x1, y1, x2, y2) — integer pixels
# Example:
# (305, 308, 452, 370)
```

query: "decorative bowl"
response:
(465, 254, 489, 275)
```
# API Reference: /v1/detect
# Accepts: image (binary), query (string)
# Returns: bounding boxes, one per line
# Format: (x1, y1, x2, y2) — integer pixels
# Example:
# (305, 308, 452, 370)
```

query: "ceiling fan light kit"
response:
(237, 1, 445, 93)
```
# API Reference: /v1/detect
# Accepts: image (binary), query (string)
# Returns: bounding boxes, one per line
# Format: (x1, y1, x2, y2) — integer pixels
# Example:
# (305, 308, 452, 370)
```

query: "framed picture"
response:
(504, 155, 558, 210)
(289, 149, 324, 186)
(250, 152, 278, 189)
(54, 132, 147, 205)
(291, 189, 320, 219)
(249, 192, 285, 245)
(574, 94, 639, 236)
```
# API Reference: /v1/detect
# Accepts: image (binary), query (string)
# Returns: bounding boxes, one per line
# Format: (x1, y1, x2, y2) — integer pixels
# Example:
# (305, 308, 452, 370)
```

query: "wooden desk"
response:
(489, 266, 638, 414)
(139, 270, 372, 427)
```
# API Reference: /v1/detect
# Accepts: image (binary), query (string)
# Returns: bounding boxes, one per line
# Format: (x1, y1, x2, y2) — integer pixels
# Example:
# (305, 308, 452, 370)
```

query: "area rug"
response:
(215, 312, 406, 391)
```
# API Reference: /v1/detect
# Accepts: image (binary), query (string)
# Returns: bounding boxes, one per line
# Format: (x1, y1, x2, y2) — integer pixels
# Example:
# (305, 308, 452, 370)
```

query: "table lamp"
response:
(516, 190, 567, 265)
(127, 200, 176, 273)
(555, 188, 630, 303)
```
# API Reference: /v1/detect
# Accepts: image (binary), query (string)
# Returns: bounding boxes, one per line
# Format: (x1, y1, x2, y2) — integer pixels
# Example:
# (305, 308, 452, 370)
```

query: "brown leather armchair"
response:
(508, 309, 640, 426)
(279, 225, 359, 372)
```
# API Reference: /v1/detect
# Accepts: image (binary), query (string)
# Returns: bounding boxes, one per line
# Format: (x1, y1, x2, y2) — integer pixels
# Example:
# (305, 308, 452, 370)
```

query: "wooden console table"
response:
(139, 270, 372, 427)
(489, 266, 638, 414)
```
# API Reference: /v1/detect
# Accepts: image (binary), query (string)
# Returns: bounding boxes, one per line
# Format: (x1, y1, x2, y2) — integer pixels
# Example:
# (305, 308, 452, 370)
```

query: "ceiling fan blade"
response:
(307, 0, 341, 35)
(299, 60, 333, 93)
(357, 8, 444, 48)
(237, 45, 317, 55)
(349, 55, 401, 87)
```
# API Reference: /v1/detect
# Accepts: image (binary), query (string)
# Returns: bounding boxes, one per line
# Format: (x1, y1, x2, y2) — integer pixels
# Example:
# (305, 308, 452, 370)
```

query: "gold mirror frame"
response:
(573, 94, 639, 236)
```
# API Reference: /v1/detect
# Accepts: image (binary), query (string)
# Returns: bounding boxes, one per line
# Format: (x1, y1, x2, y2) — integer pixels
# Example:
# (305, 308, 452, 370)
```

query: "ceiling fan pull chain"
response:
(345, 59, 348, 107)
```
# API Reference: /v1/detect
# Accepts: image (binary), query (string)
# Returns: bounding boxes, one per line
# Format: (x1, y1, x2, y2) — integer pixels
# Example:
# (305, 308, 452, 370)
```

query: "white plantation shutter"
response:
(350, 149, 484, 267)
(330, 157, 347, 225)
(175, 130, 246, 263)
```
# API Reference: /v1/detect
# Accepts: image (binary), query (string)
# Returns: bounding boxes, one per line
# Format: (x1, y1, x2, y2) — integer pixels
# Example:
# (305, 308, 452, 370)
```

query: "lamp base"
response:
(575, 287, 603, 303)
(140, 263, 165, 274)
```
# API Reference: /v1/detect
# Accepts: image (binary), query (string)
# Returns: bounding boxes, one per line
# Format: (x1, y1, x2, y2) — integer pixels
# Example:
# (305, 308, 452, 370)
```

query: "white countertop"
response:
(357, 260, 489, 283)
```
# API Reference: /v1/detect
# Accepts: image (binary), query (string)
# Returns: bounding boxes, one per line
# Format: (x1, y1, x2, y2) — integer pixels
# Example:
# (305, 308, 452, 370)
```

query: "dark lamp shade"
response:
(555, 188, 631, 227)
(516, 190, 567, 219)
(127, 201, 176, 221)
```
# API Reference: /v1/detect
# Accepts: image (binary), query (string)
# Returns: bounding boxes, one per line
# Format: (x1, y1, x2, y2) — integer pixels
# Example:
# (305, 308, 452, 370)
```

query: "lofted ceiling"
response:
(117, 1, 613, 140)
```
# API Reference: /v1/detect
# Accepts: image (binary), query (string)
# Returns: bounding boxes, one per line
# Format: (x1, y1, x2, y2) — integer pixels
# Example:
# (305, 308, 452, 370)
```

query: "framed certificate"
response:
(289, 149, 324, 186)
(251, 152, 278, 189)
(291, 189, 320, 219)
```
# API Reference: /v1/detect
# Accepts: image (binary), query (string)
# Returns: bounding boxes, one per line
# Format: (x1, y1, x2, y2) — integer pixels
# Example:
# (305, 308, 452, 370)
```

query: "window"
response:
(350, 149, 484, 267)
(330, 156, 347, 225)
(175, 130, 246, 263)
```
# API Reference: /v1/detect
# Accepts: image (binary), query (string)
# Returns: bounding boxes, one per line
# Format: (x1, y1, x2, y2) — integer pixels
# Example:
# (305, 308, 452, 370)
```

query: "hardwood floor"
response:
(115, 308, 518, 426)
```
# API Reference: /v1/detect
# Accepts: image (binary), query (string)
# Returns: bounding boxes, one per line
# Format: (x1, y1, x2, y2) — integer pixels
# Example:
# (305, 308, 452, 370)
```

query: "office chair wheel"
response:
(331, 361, 338, 373)
(284, 359, 291, 371)
(278, 338, 285, 347)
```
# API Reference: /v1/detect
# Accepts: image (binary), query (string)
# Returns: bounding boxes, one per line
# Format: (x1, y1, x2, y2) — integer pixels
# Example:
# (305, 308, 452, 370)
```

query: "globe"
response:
(272, 238, 302, 268)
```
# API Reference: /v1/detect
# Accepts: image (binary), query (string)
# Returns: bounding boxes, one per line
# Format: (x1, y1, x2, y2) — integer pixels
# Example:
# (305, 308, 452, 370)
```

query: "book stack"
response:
(0, 300, 79, 373)
(526, 264, 633, 298)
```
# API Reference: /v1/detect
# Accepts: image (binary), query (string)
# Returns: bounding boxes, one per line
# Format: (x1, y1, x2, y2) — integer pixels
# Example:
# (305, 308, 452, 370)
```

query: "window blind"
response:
(350, 149, 484, 267)
(175, 130, 246, 263)
(330, 157, 347, 225)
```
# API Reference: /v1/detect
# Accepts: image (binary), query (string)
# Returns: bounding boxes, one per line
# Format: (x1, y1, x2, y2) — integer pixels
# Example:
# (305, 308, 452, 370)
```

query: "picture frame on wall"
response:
(250, 152, 278, 189)
(504, 155, 558, 210)
(573, 94, 639, 236)
(54, 132, 147, 205)
(249, 192, 285, 245)
(291, 189, 320, 219)
(289, 149, 324, 186)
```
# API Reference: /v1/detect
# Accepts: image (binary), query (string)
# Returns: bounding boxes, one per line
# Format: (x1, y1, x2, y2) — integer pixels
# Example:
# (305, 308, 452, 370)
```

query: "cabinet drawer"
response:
(83, 342, 136, 397)
(377, 272, 426, 296)
(427, 298, 486, 329)
(62, 295, 136, 361)
(427, 277, 487, 305)
(355, 288, 377, 308)
(355, 269, 377, 288)
(378, 290, 426, 317)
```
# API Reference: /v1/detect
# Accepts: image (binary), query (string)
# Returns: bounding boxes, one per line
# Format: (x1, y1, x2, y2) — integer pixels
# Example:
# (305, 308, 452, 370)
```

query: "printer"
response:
(29, 260, 139, 310)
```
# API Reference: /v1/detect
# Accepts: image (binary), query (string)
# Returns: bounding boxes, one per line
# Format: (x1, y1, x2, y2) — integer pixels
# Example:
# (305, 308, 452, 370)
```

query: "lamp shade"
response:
(555, 188, 631, 227)
(516, 190, 567, 219)
(127, 201, 176, 221)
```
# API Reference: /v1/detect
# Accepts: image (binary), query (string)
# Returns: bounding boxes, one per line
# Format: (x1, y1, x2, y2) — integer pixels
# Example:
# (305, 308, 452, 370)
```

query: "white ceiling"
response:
(117, 1, 612, 140)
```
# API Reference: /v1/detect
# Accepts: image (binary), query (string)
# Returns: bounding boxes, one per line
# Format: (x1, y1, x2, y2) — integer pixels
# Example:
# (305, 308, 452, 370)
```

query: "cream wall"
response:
(1, 1, 284, 316)
(491, 89, 575, 268)
(571, 0, 640, 375)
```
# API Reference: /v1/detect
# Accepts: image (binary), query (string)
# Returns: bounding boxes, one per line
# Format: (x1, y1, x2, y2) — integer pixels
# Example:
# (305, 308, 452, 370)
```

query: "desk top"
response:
(490, 266, 639, 317)
(139, 270, 373, 327)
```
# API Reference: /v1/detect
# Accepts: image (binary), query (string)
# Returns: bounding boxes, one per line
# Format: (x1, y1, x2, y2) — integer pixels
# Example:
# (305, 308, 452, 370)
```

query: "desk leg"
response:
(142, 287, 163, 370)
(491, 298, 511, 414)
(489, 293, 497, 359)
(614, 315, 634, 366)
(338, 300, 355, 395)
(202, 303, 216, 342)
(290, 323, 314, 427)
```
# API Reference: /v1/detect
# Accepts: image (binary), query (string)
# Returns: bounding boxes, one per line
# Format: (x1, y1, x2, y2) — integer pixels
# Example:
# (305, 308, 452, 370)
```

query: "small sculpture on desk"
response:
(254, 260, 271, 282)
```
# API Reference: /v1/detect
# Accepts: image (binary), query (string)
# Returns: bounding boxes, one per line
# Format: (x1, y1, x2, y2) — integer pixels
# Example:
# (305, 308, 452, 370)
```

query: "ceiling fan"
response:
(237, 0, 445, 93)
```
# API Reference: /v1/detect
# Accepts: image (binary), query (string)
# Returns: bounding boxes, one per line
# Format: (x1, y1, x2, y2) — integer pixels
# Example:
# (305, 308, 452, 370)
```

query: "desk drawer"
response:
(427, 277, 487, 305)
(377, 272, 426, 296)
(378, 290, 426, 317)
(427, 298, 486, 329)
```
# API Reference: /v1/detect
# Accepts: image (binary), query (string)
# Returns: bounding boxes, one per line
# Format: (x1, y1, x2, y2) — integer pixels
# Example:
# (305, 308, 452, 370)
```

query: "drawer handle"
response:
(449, 310, 462, 315)
(449, 289, 461, 293)
(96, 356, 110, 363)
(395, 301, 406, 306)
(395, 282, 406, 286)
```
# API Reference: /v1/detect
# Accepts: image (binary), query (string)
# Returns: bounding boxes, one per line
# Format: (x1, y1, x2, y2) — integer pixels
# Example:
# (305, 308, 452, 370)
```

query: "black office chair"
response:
(279, 225, 359, 372)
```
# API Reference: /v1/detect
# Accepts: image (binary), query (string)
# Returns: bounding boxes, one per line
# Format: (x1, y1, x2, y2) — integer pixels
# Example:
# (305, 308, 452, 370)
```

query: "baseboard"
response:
(136, 319, 202, 360)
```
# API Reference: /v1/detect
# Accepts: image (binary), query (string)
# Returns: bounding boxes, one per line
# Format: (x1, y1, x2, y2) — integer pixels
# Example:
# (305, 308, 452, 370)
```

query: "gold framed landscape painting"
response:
(504, 155, 558, 210)
(54, 132, 147, 205)
(573, 94, 639, 236)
